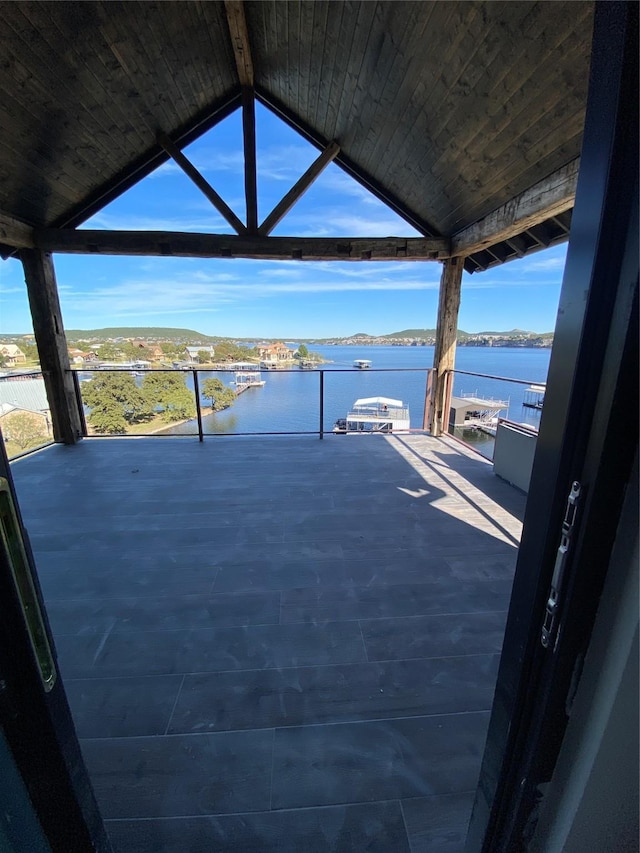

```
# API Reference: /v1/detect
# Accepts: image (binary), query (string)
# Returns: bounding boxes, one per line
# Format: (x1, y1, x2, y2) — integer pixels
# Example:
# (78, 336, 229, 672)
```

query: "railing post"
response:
(192, 370, 204, 442)
(443, 369, 454, 435)
(423, 368, 433, 431)
(70, 370, 88, 437)
(319, 370, 324, 439)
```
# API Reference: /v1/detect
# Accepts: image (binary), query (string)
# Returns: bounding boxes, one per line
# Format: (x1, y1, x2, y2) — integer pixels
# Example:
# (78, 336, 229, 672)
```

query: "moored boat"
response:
(333, 396, 410, 434)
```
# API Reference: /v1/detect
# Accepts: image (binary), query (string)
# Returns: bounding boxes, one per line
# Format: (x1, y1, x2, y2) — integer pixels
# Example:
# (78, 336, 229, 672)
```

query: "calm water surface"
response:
(165, 345, 551, 443)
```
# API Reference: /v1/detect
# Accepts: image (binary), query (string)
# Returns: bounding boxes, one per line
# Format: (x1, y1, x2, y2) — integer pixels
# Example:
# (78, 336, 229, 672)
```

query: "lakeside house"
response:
(185, 345, 215, 363)
(0, 344, 26, 365)
(257, 341, 294, 367)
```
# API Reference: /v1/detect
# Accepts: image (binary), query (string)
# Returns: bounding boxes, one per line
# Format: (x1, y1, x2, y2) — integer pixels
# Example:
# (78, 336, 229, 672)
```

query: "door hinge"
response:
(541, 481, 581, 650)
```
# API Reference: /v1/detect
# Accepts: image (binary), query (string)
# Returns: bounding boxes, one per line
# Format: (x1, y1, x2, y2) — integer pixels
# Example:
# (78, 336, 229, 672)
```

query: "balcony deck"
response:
(11, 434, 526, 853)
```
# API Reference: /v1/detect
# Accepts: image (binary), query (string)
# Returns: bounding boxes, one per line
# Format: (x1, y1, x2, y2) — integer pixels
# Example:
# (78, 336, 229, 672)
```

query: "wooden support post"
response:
(242, 88, 258, 232)
(430, 257, 463, 436)
(20, 250, 83, 444)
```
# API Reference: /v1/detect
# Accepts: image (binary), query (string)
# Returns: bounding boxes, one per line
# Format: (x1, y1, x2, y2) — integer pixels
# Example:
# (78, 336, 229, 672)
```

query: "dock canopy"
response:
(354, 397, 403, 408)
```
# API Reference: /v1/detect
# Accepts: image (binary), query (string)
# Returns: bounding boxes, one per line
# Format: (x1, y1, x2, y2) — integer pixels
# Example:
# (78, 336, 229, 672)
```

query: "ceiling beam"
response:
(34, 229, 450, 261)
(451, 159, 580, 257)
(157, 132, 247, 235)
(224, 1, 254, 87)
(259, 141, 341, 236)
(0, 210, 35, 249)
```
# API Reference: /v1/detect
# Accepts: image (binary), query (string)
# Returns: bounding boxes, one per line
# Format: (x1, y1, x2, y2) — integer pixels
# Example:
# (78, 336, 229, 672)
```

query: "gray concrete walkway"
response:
(12, 435, 525, 853)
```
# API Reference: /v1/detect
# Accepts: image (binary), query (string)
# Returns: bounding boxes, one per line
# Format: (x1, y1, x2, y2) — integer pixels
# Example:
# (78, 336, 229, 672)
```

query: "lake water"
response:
(164, 345, 551, 448)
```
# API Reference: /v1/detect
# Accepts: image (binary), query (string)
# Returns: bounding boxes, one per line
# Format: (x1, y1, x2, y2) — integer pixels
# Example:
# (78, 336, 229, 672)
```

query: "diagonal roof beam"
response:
(451, 159, 580, 257)
(258, 141, 341, 236)
(224, 0, 254, 87)
(157, 132, 247, 235)
(256, 88, 443, 239)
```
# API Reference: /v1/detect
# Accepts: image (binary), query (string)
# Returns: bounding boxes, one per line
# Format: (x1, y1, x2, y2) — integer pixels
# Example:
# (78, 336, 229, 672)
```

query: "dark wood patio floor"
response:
(11, 434, 526, 853)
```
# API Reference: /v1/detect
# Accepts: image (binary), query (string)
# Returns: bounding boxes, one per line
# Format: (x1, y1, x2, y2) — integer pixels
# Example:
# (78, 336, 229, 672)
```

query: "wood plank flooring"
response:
(11, 434, 525, 852)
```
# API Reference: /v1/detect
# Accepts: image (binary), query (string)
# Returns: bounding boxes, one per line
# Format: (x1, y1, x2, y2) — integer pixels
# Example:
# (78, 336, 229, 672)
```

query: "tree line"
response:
(82, 372, 236, 434)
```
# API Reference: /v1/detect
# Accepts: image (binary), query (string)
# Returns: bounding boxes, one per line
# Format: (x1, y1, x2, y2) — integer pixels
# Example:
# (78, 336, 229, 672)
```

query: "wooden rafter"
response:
(157, 133, 246, 235)
(33, 230, 450, 261)
(258, 141, 341, 236)
(451, 159, 580, 257)
(224, 0, 254, 87)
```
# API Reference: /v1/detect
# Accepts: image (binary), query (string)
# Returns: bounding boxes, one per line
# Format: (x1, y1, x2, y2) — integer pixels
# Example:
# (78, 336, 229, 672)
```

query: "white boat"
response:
(333, 396, 410, 434)
(353, 359, 372, 369)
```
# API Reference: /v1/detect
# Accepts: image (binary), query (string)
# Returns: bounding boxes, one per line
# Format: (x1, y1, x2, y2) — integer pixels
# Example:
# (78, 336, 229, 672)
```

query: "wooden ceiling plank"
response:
(9, 3, 149, 157)
(0, 211, 35, 249)
(440, 112, 584, 233)
(258, 141, 341, 236)
(407, 4, 591, 230)
(224, 0, 254, 87)
(157, 132, 247, 235)
(432, 38, 590, 214)
(451, 159, 579, 257)
(425, 4, 562, 168)
(34, 229, 450, 261)
(363, 4, 438, 176)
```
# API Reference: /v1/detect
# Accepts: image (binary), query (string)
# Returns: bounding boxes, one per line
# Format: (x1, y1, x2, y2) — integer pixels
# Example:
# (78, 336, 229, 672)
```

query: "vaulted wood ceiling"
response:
(0, 1, 594, 270)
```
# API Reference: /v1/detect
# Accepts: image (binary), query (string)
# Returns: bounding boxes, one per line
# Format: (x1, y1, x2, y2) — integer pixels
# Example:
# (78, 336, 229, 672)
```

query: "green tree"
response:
(295, 344, 309, 359)
(197, 349, 211, 364)
(2, 411, 48, 449)
(160, 341, 183, 359)
(83, 372, 153, 434)
(96, 342, 121, 361)
(21, 343, 40, 363)
(142, 373, 196, 422)
(201, 378, 236, 412)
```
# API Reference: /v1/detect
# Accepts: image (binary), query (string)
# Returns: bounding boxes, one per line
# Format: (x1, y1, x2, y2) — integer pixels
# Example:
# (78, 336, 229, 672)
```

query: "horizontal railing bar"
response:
(451, 369, 545, 387)
(69, 367, 432, 373)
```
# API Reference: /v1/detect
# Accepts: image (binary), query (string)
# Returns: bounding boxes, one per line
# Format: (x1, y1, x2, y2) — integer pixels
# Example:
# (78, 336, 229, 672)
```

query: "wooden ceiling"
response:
(0, 1, 594, 270)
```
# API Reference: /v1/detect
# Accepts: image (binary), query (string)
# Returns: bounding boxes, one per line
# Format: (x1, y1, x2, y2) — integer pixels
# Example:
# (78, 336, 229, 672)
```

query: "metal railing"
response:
(442, 368, 545, 460)
(66, 365, 435, 441)
(1, 364, 546, 459)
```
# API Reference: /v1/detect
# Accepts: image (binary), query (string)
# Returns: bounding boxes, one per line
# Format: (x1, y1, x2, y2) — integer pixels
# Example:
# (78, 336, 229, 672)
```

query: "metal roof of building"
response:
(0, 377, 50, 414)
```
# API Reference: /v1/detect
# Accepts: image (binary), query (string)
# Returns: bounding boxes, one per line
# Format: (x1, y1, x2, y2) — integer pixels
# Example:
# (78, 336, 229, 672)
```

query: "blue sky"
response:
(0, 102, 567, 337)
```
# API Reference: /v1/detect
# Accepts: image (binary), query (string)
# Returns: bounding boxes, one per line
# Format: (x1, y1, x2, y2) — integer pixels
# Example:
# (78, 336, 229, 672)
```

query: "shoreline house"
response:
(185, 345, 215, 364)
(0, 344, 26, 365)
(258, 341, 294, 368)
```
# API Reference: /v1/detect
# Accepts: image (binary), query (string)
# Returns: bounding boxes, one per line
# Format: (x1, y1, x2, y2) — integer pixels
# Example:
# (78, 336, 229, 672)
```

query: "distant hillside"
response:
(386, 327, 550, 339)
(65, 327, 217, 342)
(384, 328, 438, 338)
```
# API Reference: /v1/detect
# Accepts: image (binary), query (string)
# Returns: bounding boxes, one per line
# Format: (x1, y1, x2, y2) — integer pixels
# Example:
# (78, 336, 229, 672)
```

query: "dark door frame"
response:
(0, 437, 111, 852)
(467, 2, 639, 850)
